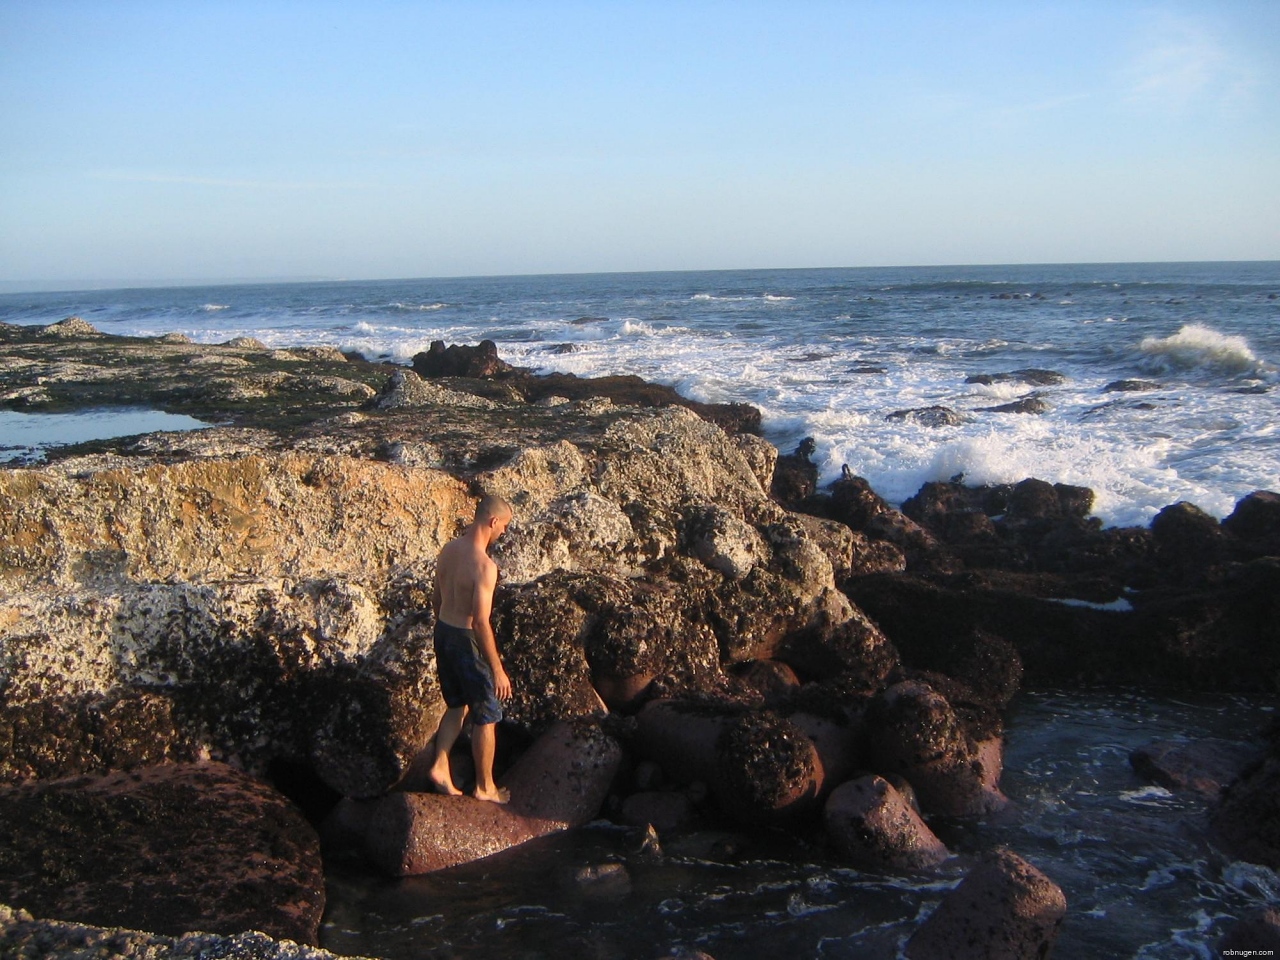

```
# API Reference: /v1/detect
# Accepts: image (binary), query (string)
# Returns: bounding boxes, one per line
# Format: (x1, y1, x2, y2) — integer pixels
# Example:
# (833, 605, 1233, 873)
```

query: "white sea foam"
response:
(690, 293, 794, 303)
(1121, 785, 1175, 805)
(388, 301, 447, 312)
(201, 303, 229, 311)
(1138, 323, 1268, 378)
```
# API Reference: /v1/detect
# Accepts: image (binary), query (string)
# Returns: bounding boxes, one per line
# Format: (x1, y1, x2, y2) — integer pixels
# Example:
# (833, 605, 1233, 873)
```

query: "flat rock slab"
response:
(0, 762, 325, 944)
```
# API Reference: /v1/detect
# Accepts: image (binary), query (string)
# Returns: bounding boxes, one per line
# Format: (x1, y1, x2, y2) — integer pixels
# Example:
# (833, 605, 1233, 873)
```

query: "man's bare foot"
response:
(472, 785, 510, 805)
(428, 773, 463, 796)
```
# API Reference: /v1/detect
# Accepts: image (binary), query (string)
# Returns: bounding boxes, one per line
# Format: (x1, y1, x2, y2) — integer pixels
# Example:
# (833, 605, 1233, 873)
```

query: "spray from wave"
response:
(1137, 324, 1270, 378)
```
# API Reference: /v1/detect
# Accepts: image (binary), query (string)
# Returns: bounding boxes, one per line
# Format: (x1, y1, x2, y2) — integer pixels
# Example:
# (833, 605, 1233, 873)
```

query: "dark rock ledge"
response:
(2, 323, 1277, 958)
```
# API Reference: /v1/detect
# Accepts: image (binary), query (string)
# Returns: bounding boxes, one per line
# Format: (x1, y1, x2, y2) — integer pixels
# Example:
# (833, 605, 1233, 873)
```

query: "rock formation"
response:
(3, 326, 1277, 949)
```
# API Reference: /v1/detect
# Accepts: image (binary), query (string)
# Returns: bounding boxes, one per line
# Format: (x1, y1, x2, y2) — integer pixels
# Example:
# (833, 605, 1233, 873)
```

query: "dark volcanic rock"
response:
(1210, 755, 1280, 869)
(965, 368, 1067, 387)
(413, 339, 514, 379)
(905, 848, 1066, 960)
(0, 689, 203, 784)
(714, 711, 822, 824)
(822, 468, 942, 566)
(1104, 379, 1160, 392)
(771, 437, 819, 507)
(865, 681, 1006, 817)
(1150, 500, 1225, 580)
(885, 405, 973, 427)
(1223, 490, 1280, 560)
(979, 395, 1050, 415)
(0, 762, 325, 944)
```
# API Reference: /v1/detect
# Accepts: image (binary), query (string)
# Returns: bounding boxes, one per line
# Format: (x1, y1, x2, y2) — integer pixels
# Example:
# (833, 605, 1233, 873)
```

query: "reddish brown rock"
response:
(1130, 738, 1261, 799)
(824, 775, 949, 872)
(905, 848, 1066, 960)
(735, 659, 803, 707)
(363, 720, 621, 875)
(634, 700, 729, 787)
(0, 762, 325, 944)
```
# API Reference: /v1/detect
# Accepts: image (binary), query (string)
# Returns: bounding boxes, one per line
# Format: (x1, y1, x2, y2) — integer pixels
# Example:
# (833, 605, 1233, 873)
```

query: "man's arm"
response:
(471, 560, 512, 700)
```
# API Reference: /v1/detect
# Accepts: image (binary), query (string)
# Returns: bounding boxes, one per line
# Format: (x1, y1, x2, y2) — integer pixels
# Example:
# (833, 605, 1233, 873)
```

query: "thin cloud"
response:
(1125, 14, 1257, 111)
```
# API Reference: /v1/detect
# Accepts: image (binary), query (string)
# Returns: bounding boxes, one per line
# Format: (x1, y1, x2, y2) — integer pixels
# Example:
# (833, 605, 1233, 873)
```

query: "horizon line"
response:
(2, 258, 1278, 296)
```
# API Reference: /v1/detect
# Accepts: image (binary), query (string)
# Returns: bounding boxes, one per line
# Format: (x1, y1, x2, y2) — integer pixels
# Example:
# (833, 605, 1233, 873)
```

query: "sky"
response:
(1, 1, 1278, 286)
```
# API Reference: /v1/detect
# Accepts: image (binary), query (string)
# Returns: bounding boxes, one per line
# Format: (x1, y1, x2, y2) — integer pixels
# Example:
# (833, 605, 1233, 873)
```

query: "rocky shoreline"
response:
(2, 320, 1278, 958)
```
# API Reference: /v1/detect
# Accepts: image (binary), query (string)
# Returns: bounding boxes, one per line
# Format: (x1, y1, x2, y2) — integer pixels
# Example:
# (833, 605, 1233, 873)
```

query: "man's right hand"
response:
(493, 665, 512, 701)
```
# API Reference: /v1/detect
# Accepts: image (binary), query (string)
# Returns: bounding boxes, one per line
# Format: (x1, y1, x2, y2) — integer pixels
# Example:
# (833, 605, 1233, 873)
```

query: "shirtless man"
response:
(427, 495, 514, 803)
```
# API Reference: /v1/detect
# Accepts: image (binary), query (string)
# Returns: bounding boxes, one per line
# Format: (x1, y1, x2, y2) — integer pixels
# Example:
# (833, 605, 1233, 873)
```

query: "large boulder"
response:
(361, 720, 621, 875)
(0, 762, 325, 944)
(0, 578, 444, 797)
(905, 849, 1066, 960)
(865, 681, 1006, 817)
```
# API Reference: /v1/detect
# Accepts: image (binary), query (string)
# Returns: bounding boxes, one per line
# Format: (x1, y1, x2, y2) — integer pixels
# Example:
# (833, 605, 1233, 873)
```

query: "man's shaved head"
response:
(475, 495, 513, 525)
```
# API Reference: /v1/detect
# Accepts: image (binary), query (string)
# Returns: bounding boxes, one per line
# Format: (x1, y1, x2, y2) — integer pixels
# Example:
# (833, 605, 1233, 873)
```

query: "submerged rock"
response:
(1130, 738, 1261, 799)
(885, 405, 973, 427)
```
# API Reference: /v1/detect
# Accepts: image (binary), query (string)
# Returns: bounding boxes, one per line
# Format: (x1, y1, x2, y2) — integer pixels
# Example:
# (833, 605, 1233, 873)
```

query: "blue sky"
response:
(1, 1, 1277, 285)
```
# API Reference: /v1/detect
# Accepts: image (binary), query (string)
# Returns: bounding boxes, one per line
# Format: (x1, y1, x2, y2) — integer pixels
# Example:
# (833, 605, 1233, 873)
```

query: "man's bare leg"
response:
(471, 721, 509, 804)
(427, 705, 467, 796)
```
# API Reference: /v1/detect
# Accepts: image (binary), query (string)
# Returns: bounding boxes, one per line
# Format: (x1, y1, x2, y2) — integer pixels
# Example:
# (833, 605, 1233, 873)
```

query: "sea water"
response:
(318, 692, 1276, 960)
(2, 262, 1277, 525)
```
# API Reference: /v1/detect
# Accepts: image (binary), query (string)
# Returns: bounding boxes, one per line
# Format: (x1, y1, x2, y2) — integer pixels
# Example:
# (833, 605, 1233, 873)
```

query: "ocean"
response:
(2, 262, 1276, 527)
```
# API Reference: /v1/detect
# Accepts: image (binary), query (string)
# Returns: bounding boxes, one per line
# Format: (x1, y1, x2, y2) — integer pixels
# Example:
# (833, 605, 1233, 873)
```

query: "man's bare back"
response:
(434, 535, 497, 631)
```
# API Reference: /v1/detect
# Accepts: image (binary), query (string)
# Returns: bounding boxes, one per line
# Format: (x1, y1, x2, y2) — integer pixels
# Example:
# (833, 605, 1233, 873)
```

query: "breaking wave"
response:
(1137, 324, 1271, 378)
